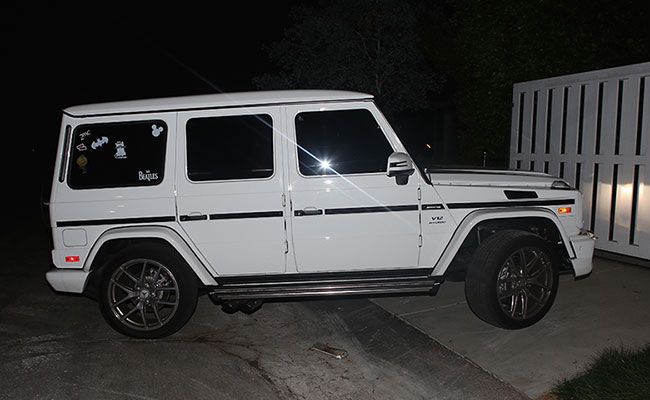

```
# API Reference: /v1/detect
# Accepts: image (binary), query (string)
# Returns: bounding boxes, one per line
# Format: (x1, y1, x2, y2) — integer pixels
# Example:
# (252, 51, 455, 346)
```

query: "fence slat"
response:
(581, 84, 598, 159)
(581, 162, 595, 230)
(565, 85, 580, 158)
(620, 78, 640, 157)
(594, 164, 613, 241)
(614, 163, 634, 245)
(635, 165, 650, 258)
(510, 89, 522, 168)
(599, 80, 618, 157)
(548, 88, 563, 177)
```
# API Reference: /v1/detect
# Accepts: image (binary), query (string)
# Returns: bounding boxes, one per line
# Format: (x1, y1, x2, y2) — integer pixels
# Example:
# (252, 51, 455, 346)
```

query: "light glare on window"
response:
(320, 160, 331, 170)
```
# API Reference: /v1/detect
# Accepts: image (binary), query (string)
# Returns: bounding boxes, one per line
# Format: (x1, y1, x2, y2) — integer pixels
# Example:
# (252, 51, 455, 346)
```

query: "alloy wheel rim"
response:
(108, 259, 179, 331)
(496, 246, 553, 321)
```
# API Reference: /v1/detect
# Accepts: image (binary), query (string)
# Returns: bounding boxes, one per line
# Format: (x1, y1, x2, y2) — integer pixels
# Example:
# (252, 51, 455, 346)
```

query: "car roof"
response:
(64, 90, 374, 117)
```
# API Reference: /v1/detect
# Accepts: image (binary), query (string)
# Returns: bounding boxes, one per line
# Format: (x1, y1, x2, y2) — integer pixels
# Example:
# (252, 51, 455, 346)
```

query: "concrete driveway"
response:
(373, 258, 650, 399)
(0, 216, 528, 400)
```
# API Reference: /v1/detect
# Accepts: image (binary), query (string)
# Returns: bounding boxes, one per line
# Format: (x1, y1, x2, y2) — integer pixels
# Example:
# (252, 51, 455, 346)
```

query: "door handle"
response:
(180, 212, 208, 222)
(295, 207, 323, 217)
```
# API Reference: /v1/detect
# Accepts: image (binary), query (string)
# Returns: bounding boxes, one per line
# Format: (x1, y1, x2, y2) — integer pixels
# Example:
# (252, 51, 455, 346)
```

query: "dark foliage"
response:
(554, 344, 650, 400)
(425, 0, 650, 166)
(253, 0, 442, 115)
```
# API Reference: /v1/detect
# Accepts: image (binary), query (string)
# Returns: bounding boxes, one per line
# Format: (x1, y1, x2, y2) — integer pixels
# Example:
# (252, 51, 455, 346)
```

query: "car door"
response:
(176, 107, 287, 276)
(286, 102, 421, 273)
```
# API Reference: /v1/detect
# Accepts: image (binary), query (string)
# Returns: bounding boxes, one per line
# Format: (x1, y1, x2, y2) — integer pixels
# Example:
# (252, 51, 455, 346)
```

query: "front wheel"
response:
(98, 244, 198, 338)
(465, 230, 559, 329)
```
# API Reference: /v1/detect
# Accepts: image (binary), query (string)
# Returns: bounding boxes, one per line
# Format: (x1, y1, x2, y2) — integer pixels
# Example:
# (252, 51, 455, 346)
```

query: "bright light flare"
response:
(620, 184, 633, 196)
(320, 160, 331, 170)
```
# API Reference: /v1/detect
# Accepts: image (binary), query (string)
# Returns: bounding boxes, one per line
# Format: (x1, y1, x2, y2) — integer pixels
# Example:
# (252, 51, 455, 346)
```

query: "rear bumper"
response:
(46, 269, 90, 293)
(569, 230, 596, 277)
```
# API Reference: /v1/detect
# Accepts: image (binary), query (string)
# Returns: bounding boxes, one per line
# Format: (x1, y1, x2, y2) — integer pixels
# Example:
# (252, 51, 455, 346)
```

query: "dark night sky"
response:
(4, 4, 296, 209)
(6, 3, 647, 213)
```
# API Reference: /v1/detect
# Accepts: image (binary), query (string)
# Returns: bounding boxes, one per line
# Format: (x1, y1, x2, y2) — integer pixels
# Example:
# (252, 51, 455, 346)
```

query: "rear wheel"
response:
(465, 230, 559, 329)
(98, 244, 198, 338)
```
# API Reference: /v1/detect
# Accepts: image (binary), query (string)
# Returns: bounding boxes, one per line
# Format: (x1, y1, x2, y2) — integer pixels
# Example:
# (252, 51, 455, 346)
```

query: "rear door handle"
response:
(295, 207, 323, 217)
(180, 212, 208, 222)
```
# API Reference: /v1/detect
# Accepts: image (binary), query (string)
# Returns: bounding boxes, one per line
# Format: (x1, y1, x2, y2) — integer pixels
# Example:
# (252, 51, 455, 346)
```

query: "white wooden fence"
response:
(510, 62, 650, 260)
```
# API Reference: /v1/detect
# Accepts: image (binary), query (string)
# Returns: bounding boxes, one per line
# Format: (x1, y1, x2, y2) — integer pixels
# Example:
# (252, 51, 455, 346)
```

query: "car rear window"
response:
(67, 120, 167, 189)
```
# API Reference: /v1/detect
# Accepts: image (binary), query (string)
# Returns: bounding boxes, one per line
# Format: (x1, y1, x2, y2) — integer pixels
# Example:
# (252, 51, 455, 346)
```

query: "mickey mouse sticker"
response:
(151, 124, 164, 137)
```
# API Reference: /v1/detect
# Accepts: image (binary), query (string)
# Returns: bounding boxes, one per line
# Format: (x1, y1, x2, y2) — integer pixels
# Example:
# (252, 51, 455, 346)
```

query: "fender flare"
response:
(431, 207, 575, 276)
(83, 225, 217, 286)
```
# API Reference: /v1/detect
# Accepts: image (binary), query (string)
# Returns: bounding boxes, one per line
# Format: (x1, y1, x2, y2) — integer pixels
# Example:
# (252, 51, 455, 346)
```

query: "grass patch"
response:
(553, 344, 650, 400)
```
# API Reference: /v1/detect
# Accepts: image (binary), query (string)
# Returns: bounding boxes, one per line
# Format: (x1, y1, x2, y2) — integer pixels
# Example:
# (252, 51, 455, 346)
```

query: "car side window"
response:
(295, 109, 394, 176)
(68, 120, 167, 189)
(186, 114, 274, 181)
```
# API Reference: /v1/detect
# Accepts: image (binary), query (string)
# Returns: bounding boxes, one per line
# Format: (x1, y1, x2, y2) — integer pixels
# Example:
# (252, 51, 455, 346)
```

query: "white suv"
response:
(47, 90, 595, 338)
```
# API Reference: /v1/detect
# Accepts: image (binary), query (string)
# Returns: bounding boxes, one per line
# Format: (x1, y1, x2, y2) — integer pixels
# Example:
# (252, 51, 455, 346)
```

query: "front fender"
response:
(431, 207, 575, 276)
(84, 225, 217, 286)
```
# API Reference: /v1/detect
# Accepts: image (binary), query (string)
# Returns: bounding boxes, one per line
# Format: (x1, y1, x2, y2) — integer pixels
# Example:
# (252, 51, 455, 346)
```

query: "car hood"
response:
(426, 169, 567, 188)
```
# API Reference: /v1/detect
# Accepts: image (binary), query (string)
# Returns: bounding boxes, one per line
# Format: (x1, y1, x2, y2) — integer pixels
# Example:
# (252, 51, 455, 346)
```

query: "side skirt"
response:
(208, 268, 444, 300)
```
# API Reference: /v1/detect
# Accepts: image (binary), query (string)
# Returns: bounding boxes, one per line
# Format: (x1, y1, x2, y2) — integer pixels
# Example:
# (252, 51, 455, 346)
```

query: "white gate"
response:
(510, 62, 650, 260)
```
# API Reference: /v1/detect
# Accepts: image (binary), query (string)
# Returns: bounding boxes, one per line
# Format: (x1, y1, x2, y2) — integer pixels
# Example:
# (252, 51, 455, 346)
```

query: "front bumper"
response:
(46, 269, 90, 293)
(568, 230, 596, 277)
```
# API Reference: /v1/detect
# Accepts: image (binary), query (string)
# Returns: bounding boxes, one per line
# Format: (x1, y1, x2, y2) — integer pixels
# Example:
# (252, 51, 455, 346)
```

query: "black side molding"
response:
(295, 209, 323, 217)
(179, 214, 208, 222)
(56, 215, 176, 227)
(179, 211, 284, 222)
(446, 198, 575, 209)
(324, 205, 418, 215)
(209, 211, 283, 220)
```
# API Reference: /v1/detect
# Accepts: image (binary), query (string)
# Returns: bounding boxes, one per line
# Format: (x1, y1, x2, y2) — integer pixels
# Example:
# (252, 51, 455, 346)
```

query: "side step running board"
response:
(209, 274, 443, 300)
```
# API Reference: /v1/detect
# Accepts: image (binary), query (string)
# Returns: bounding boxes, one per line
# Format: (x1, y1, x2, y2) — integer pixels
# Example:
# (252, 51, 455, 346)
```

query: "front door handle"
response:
(295, 207, 323, 217)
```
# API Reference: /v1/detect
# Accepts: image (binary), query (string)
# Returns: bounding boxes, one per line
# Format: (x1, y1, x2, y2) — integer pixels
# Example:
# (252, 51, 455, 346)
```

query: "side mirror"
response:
(387, 152, 415, 185)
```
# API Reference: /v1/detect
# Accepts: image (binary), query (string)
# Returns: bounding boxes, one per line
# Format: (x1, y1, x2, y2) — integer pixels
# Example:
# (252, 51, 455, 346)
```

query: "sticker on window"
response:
(114, 141, 127, 159)
(91, 136, 109, 150)
(138, 170, 159, 182)
(151, 124, 164, 137)
(79, 130, 91, 141)
(76, 155, 88, 174)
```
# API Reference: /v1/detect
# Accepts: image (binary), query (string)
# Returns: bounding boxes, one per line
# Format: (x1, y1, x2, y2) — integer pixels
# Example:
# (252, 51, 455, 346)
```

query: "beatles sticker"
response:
(138, 170, 159, 181)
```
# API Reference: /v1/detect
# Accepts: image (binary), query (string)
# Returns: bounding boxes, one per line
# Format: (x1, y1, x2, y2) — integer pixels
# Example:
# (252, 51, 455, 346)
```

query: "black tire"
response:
(98, 243, 198, 339)
(464, 230, 559, 329)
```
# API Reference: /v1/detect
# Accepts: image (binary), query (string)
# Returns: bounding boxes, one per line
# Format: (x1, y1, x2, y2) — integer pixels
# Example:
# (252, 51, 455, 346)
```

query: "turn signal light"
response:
(65, 255, 80, 263)
(558, 207, 572, 214)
